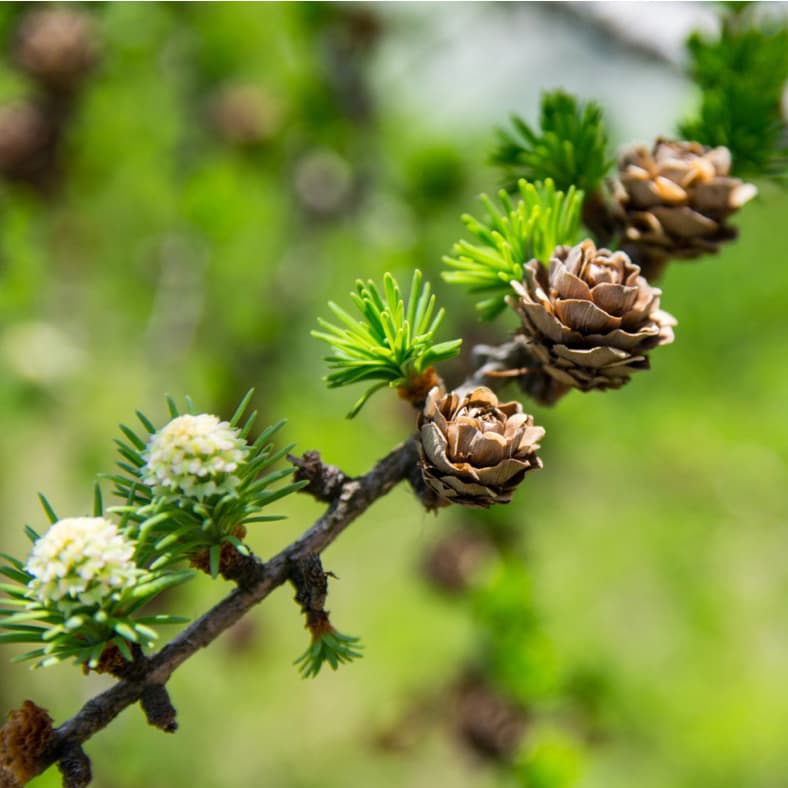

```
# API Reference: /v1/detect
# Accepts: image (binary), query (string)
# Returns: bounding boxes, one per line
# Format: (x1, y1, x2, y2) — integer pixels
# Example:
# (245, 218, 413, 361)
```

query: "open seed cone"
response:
(418, 386, 544, 509)
(510, 239, 675, 402)
(612, 139, 757, 279)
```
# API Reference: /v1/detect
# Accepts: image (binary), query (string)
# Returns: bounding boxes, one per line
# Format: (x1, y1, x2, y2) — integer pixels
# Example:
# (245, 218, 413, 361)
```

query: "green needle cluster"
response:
(443, 178, 583, 320)
(109, 391, 305, 575)
(491, 90, 613, 194)
(679, 17, 788, 178)
(0, 494, 191, 669)
(313, 270, 462, 417)
(294, 629, 363, 678)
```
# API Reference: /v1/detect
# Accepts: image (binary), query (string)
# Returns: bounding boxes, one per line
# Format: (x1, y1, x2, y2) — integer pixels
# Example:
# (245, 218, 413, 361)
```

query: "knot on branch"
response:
(85, 643, 147, 681)
(289, 451, 348, 502)
(0, 700, 53, 787)
(140, 685, 178, 733)
(288, 554, 362, 677)
(56, 745, 91, 788)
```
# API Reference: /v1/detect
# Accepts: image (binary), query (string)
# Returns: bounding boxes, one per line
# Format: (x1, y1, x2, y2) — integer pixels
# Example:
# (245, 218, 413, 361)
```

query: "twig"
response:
(31, 436, 419, 782)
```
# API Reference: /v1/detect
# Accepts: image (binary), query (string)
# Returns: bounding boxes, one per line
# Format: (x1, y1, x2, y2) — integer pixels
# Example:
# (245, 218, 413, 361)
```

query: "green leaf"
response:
(114, 622, 139, 643)
(0, 609, 54, 626)
(132, 623, 159, 643)
(251, 418, 287, 450)
(294, 629, 363, 679)
(128, 570, 195, 601)
(238, 409, 258, 440)
(64, 616, 84, 631)
(134, 614, 190, 626)
(0, 597, 37, 608)
(347, 381, 389, 419)
(0, 566, 31, 585)
(114, 439, 145, 468)
(154, 527, 196, 551)
(0, 632, 41, 644)
(208, 544, 221, 578)
(419, 339, 464, 368)
(37, 494, 58, 525)
(12, 648, 47, 664)
(240, 514, 288, 524)
(119, 424, 147, 452)
(138, 512, 175, 541)
(165, 395, 180, 419)
(0, 553, 25, 571)
(93, 482, 104, 517)
(222, 535, 249, 555)
(230, 389, 255, 427)
(113, 637, 134, 662)
(136, 409, 157, 435)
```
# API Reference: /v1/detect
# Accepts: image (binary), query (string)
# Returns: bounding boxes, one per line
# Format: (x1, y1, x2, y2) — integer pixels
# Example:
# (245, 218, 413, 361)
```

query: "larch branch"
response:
(34, 436, 420, 780)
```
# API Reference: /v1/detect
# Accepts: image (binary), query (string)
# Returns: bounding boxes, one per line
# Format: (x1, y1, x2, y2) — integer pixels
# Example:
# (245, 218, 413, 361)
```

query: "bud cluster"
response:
(26, 517, 142, 611)
(142, 414, 249, 500)
(0, 392, 300, 669)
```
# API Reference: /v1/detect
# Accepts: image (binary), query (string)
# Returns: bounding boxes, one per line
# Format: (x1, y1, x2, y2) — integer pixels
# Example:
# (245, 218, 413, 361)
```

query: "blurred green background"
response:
(0, 3, 786, 787)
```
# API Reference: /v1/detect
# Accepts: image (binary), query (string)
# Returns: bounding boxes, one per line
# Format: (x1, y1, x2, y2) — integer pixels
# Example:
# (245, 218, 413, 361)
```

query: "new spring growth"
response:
(491, 89, 614, 194)
(313, 269, 462, 417)
(443, 178, 583, 319)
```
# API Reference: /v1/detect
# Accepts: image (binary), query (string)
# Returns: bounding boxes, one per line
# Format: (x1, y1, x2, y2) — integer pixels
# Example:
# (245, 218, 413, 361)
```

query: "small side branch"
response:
(289, 554, 361, 677)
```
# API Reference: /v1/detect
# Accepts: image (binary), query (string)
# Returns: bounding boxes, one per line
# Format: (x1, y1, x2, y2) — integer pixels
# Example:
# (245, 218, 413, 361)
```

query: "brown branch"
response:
(33, 436, 419, 782)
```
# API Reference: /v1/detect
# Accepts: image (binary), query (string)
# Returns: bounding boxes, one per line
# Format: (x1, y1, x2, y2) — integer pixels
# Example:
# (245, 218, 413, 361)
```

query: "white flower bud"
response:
(26, 517, 142, 610)
(142, 414, 248, 499)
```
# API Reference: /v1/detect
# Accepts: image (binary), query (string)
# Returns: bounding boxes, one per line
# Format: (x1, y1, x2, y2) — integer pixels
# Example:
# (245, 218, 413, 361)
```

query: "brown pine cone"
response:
(612, 138, 757, 278)
(418, 386, 544, 509)
(15, 10, 99, 94)
(510, 239, 675, 401)
(208, 84, 281, 147)
(0, 701, 53, 787)
(0, 100, 58, 188)
(422, 528, 496, 593)
(454, 677, 527, 762)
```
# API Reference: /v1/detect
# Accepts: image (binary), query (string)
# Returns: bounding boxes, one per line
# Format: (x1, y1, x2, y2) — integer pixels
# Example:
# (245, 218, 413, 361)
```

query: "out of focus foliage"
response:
(491, 92, 613, 195)
(679, 11, 788, 177)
